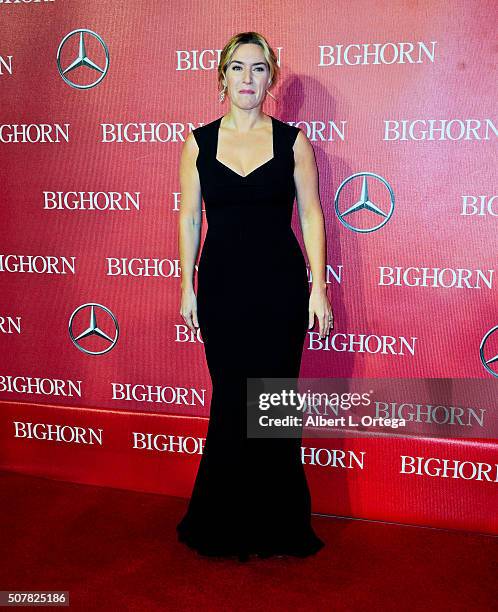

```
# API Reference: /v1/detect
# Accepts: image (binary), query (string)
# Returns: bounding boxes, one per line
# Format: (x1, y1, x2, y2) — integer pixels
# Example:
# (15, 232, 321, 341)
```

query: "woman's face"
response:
(223, 43, 271, 109)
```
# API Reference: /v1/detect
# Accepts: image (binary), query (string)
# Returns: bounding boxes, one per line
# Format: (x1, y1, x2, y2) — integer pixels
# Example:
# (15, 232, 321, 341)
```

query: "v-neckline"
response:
(215, 115, 275, 179)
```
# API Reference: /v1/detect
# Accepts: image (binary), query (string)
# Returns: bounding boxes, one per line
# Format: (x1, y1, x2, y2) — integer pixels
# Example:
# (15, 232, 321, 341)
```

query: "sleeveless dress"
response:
(176, 115, 324, 560)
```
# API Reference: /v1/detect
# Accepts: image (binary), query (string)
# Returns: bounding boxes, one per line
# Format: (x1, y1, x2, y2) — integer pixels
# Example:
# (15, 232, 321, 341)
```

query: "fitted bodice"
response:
(192, 115, 307, 315)
(192, 115, 301, 233)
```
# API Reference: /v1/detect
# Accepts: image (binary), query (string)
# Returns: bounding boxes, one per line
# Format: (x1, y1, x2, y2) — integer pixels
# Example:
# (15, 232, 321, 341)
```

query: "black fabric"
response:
(176, 115, 324, 560)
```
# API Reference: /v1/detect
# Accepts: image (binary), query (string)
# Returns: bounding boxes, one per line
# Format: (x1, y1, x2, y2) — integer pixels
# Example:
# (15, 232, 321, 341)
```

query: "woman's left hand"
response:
(308, 288, 334, 338)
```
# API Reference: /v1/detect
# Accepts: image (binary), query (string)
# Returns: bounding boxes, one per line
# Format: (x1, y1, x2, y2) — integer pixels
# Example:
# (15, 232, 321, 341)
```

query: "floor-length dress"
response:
(176, 115, 324, 560)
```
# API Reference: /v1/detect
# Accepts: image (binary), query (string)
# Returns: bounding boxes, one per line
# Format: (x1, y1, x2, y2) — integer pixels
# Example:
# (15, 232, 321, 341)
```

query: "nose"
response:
(242, 69, 253, 84)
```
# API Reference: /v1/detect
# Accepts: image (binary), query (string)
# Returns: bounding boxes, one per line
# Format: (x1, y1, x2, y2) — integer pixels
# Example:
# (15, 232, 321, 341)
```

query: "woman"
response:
(177, 31, 334, 561)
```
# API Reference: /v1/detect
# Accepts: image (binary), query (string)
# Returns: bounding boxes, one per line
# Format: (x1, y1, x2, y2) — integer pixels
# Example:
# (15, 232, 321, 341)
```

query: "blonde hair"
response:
(218, 32, 279, 99)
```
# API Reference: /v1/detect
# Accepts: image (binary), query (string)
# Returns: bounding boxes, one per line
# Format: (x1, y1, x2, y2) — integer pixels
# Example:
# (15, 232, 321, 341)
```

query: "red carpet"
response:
(0, 470, 496, 611)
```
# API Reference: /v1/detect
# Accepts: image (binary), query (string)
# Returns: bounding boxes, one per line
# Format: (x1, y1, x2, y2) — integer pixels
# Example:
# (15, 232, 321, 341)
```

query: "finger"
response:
(326, 314, 333, 335)
(308, 311, 314, 329)
(321, 314, 328, 337)
(192, 310, 199, 329)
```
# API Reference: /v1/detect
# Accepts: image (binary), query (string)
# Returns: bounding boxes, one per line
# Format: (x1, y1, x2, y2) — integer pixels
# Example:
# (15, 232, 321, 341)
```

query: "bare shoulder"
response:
(292, 126, 315, 168)
(183, 130, 199, 155)
(180, 132, 200, 173)
(293, 126, 312, 153)
(183, 118, 217, 158)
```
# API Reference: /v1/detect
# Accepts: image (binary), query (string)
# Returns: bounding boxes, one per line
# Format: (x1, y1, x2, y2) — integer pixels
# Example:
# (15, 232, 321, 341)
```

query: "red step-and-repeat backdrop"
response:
(0, 0, 496, 534)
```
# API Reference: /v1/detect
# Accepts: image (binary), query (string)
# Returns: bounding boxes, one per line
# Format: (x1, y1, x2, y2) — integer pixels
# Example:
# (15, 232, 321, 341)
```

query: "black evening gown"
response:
(176, 115, 324, 560)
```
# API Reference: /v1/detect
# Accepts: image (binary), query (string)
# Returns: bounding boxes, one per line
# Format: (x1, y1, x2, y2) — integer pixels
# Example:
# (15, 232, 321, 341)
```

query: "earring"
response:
(266, 80, 276, 101)
(219, 83, 226, 103)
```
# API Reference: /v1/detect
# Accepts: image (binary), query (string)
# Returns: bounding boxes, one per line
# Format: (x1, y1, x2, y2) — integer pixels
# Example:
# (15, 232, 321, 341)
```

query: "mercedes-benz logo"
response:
(57, 28, 109, 89)
(479, 325, 498, 378)
(334, 172, 395, 233)
(68, 303, 119, 355)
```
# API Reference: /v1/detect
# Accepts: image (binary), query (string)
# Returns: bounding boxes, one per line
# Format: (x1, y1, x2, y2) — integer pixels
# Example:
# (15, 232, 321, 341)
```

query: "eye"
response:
(231, 65, 266, 71)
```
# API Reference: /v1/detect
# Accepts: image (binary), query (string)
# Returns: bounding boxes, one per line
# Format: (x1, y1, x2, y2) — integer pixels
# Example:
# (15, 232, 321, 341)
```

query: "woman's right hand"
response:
(180, 287, 199, 333)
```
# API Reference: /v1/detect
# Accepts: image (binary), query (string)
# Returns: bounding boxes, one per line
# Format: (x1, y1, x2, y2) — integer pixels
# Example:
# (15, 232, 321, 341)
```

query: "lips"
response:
(239, 90, 255, 94)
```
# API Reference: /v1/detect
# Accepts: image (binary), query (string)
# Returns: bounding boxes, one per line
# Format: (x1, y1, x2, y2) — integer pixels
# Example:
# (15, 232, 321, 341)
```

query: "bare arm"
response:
(293, 129, 334, 336)
(178, 131, 202, 331)
(293, 129, 326, 292)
